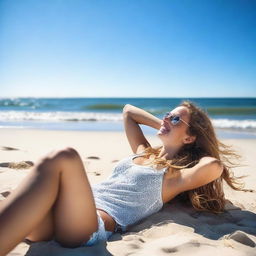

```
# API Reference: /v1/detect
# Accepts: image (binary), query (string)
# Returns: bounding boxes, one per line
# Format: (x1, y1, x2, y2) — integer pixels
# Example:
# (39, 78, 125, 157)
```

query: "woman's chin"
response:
(157, 130, 168, 137)
(157, 128, 170, 136)
(157, 130, 163, 136)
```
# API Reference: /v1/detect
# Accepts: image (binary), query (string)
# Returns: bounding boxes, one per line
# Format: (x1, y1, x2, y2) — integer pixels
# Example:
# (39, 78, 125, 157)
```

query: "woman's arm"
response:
(175, 157, 224, 193)
(123, 104, 162, 154)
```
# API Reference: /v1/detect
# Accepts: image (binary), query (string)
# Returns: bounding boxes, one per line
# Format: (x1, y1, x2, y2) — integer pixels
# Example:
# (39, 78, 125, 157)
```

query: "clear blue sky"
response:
(0, 0, 255, 97)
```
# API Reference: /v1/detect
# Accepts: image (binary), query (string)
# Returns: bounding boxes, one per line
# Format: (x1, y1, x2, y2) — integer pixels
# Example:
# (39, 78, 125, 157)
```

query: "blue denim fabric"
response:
(83, 213, 113, 246)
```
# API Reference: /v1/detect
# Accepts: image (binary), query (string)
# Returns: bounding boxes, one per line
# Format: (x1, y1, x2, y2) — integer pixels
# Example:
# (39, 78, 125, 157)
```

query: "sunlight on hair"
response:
(141, 101, 248, 213)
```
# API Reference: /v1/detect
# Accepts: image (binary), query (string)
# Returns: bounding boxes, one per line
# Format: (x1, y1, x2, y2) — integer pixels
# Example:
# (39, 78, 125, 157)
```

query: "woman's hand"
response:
(123, 104, 162, 154)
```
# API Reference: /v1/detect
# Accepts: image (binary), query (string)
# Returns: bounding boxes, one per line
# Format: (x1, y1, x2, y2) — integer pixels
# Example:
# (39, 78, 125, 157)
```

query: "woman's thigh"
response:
(25, 210, 54, 242)
(52, 148, 98, 247)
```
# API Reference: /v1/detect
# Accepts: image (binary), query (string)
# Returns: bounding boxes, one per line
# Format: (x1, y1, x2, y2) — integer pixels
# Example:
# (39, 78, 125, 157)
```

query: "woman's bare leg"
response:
(25, 210, 54, 242)
(0, 147, 98, 255)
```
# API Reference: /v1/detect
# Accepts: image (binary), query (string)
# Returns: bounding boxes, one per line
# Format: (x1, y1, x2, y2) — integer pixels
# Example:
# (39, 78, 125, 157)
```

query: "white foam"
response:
(0, 111, 123, 122)
(212, 119, 256, 130)
(0, 111, 256, 131)
(0, 125, 27, 129)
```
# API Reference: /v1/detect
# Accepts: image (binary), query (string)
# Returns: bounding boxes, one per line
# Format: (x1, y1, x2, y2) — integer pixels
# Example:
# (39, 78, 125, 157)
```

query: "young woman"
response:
(0, 101, 244, 255)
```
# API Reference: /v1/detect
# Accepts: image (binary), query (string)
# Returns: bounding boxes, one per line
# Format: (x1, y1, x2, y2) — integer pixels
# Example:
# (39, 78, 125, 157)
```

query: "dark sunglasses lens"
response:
(171, 116, 180, 125)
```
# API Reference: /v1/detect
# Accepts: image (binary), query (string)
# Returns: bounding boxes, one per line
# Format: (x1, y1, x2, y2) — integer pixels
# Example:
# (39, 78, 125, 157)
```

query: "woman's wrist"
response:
(123, 104, 161, 130)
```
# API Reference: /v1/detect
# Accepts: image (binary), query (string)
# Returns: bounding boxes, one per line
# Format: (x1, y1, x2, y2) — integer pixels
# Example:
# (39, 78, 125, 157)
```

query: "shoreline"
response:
(1, 125, 256, 139)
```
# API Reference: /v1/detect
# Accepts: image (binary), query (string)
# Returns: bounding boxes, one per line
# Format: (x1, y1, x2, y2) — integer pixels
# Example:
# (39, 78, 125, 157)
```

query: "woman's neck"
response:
(157, 145, 181, 160)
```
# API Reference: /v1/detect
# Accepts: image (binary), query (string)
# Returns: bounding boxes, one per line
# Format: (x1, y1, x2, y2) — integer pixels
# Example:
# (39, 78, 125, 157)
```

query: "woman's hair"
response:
(143, 101, 248, 213)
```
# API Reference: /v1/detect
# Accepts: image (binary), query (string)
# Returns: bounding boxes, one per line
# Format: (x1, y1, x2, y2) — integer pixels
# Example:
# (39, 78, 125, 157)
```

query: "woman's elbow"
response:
(210, 160, 224, 180)
(123, 104, 132, 110)
(123, 104, 133, 115)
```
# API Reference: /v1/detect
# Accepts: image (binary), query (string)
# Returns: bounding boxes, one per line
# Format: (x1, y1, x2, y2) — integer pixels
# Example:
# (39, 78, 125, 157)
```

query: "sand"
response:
(0, 128, 255, 256)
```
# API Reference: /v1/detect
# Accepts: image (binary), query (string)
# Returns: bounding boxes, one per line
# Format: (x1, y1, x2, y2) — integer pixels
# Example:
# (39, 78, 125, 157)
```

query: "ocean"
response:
(0, 97, 256, 139)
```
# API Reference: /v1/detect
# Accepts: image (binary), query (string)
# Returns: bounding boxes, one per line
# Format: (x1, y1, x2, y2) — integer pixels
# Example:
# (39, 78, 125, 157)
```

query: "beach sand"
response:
(0, 129, 255, 256)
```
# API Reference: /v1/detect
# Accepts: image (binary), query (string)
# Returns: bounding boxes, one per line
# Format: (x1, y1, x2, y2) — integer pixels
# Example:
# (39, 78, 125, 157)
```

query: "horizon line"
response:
(1, 96, 256, 99)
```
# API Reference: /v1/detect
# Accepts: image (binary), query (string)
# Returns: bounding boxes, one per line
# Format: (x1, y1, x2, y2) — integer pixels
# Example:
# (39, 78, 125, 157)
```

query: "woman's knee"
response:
(50, 147, 80, 161)
(35, 147, 81, 172)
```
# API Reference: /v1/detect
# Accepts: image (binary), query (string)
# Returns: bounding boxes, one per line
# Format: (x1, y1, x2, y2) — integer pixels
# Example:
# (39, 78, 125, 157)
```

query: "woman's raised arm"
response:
(175, 157, 224, 193)
(123, 104, 162, 154)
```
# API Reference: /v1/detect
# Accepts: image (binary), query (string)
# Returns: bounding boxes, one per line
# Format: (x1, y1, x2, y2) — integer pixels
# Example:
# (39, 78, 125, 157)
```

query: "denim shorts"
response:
(82, 212, 113, 246)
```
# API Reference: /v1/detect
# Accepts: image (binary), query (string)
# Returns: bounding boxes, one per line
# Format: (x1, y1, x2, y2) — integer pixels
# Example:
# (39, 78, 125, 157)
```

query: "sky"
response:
(0, 0, 255, 98)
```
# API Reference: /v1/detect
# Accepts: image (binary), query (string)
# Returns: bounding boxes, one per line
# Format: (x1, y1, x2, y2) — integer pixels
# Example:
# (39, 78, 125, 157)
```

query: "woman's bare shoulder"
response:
(198, 156, 222, 166)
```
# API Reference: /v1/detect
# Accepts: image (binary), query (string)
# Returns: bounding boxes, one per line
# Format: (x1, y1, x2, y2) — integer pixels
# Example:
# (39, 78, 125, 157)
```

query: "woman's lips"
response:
(158, 121, 170, 135)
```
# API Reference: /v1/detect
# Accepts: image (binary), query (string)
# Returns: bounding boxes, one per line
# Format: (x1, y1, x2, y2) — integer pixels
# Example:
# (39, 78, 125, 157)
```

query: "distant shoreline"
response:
(0, 126, 256, 139)
(1, 96, 256, 99)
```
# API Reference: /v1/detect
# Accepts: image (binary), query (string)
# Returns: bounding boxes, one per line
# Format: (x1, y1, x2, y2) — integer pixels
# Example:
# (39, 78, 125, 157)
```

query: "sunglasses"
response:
(164, 112, 190, 127)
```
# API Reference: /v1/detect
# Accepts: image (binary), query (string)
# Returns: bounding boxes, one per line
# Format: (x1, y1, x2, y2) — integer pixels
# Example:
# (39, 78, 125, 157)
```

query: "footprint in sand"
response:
(226, 231, 255, 247)
(0, 161, 34, 169)
(0, 191, 10, 198)
(162, 240, 215, 253)
(86, 156, 100, 160)
(85, 157, 101, 175)
(0, 191, 11, 201)
(86, 170, 101, 176)
(0, 146, 19, 151)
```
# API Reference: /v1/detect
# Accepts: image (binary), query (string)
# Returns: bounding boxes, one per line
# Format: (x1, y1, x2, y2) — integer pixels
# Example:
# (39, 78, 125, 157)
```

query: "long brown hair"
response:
(143, 101, 248, 213)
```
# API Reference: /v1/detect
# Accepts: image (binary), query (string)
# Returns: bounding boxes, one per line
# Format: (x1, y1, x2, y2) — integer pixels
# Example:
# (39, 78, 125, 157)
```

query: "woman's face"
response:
(157, 106, 194, 148)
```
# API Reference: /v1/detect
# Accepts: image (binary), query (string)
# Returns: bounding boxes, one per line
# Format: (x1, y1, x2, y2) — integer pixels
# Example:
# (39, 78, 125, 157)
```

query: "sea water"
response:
(0, 97, 255, 138)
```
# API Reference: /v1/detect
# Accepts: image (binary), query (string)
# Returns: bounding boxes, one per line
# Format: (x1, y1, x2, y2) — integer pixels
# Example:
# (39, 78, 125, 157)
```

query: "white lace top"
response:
(92, 153, 168, 230)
